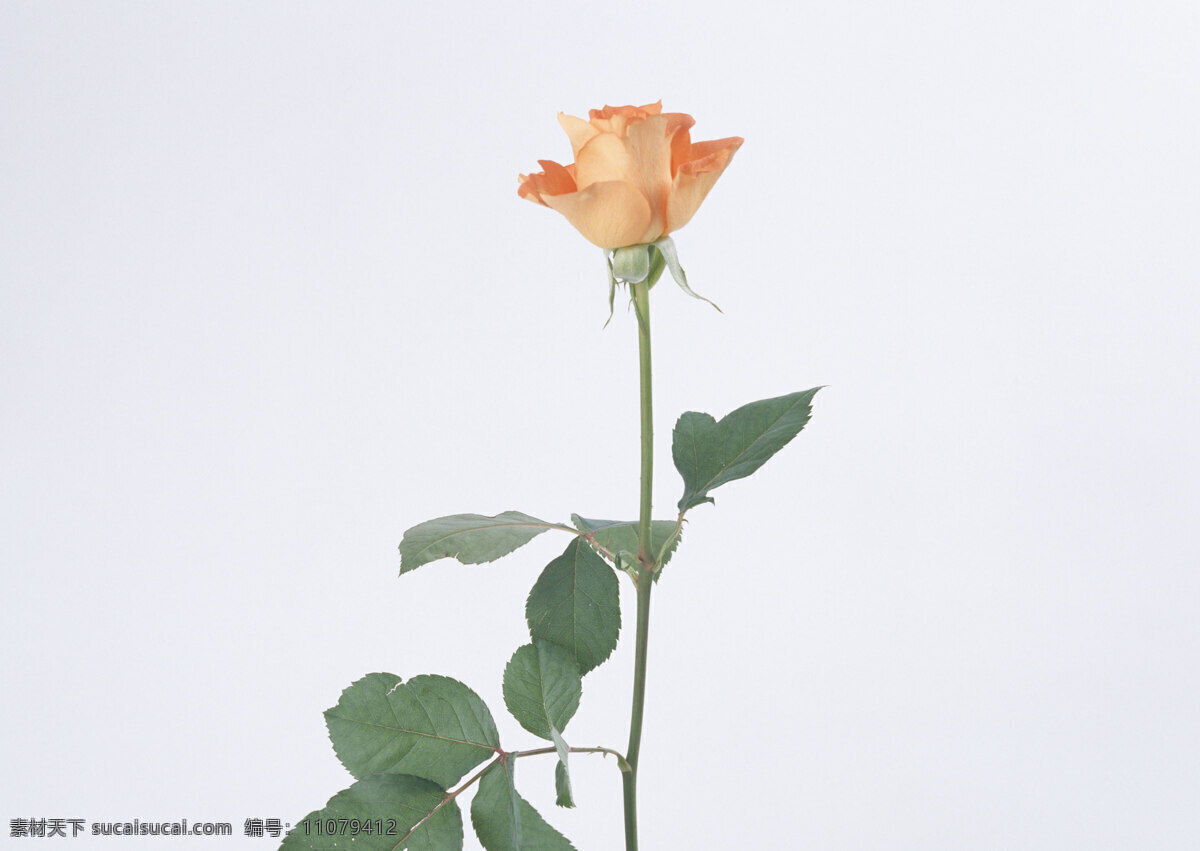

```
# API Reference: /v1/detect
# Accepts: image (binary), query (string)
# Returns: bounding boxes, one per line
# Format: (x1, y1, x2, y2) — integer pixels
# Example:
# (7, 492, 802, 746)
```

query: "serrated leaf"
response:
(325, 673, 500, 788)
(571, 514, 682, 572)
(502, 641, 581, 741)
(551, 727, 574, 808)
(399, 512, 569, 574)
(470, 761, 576, 851)
(525, 538, 620, 675)
(282, 773, 462, 851)
(673, 388, 821, 512)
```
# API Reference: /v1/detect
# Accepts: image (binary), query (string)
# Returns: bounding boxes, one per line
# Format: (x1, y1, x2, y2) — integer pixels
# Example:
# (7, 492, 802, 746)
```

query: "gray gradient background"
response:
(2, 2, 1197, 848)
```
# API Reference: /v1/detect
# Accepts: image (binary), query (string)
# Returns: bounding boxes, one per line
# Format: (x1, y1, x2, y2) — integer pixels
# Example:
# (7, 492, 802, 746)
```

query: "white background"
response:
(2, 2, 1198, 849)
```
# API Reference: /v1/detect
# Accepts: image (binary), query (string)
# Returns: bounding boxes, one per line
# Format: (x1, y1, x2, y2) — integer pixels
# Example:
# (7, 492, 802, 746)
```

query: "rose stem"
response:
(623, 277, 655, 851)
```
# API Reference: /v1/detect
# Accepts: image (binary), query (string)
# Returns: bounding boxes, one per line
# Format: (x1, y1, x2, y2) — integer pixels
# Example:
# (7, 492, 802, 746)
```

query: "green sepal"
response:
(645, 241, 667, 289)
(604, 252, 619, 327)
(673, 388, 822, 512)
(611, 243, 650, 283)
(653, 236, 721, 311)
(283, 773, 463, 850)
(603, 244, 666, 327)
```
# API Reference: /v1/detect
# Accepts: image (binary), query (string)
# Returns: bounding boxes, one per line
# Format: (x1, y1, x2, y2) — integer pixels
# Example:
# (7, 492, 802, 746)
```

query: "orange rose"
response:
(519, 101, 743, 250)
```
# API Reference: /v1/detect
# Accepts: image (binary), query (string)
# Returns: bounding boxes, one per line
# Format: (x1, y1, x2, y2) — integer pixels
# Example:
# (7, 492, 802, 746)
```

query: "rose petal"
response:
(520, 103, 741, 250)
(587, 101, 662, 136)
(536, 159, 577, 193)
(680, 137, 744, 171)
(625, 113, 695, 238)
(666, 136, 743, 233)
(517, 159, 577, 205)
(557, 113, 600, 159)
(542, 180, 655, 249)
(517, 175, 546, 205)
(666, 114, 695, 179)
(574, 132, 637, 189)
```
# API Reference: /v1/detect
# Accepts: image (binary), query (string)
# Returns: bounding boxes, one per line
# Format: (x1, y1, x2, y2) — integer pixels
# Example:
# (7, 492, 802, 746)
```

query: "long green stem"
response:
(623, 280, 655, 851)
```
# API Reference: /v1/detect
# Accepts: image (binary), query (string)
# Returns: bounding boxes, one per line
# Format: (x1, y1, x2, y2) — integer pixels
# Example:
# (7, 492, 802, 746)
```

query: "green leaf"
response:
(551, 727, 574, 808)
(525, 539, 620, 675)
(571, 514, 683, 572)
(282, 773, 462, 851)
(399, 511, 569, 574)
(325, 673, 500, 788)
(502, 641, 582, 741)
(673, 388, 821, 512)
(470, 761, 575, 851)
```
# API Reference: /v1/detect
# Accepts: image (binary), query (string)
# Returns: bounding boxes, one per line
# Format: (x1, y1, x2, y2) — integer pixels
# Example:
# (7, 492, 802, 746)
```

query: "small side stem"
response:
(395, 757, 495, 845)
(623, 280, 656, 851)
(510, 745, 632, 774)
(397, 745, 630, 846)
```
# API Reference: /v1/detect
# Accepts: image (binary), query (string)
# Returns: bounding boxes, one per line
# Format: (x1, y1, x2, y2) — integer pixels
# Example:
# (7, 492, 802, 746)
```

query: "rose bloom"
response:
(518, 101, 743, 250)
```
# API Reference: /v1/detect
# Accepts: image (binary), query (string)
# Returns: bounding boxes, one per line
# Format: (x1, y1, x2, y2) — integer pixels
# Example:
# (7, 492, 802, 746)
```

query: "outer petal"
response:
(665, 136, 743, 234)
(518, 159, 577, 206)
(682, 137, 741, 165)
(624, 113, 695, 239)
(557, 113, 600, 159)
(542, 180, 655, 249)
(518, 176, 547, 206)
(666, 114, 695, 178)
(587, 101, 662, 136)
